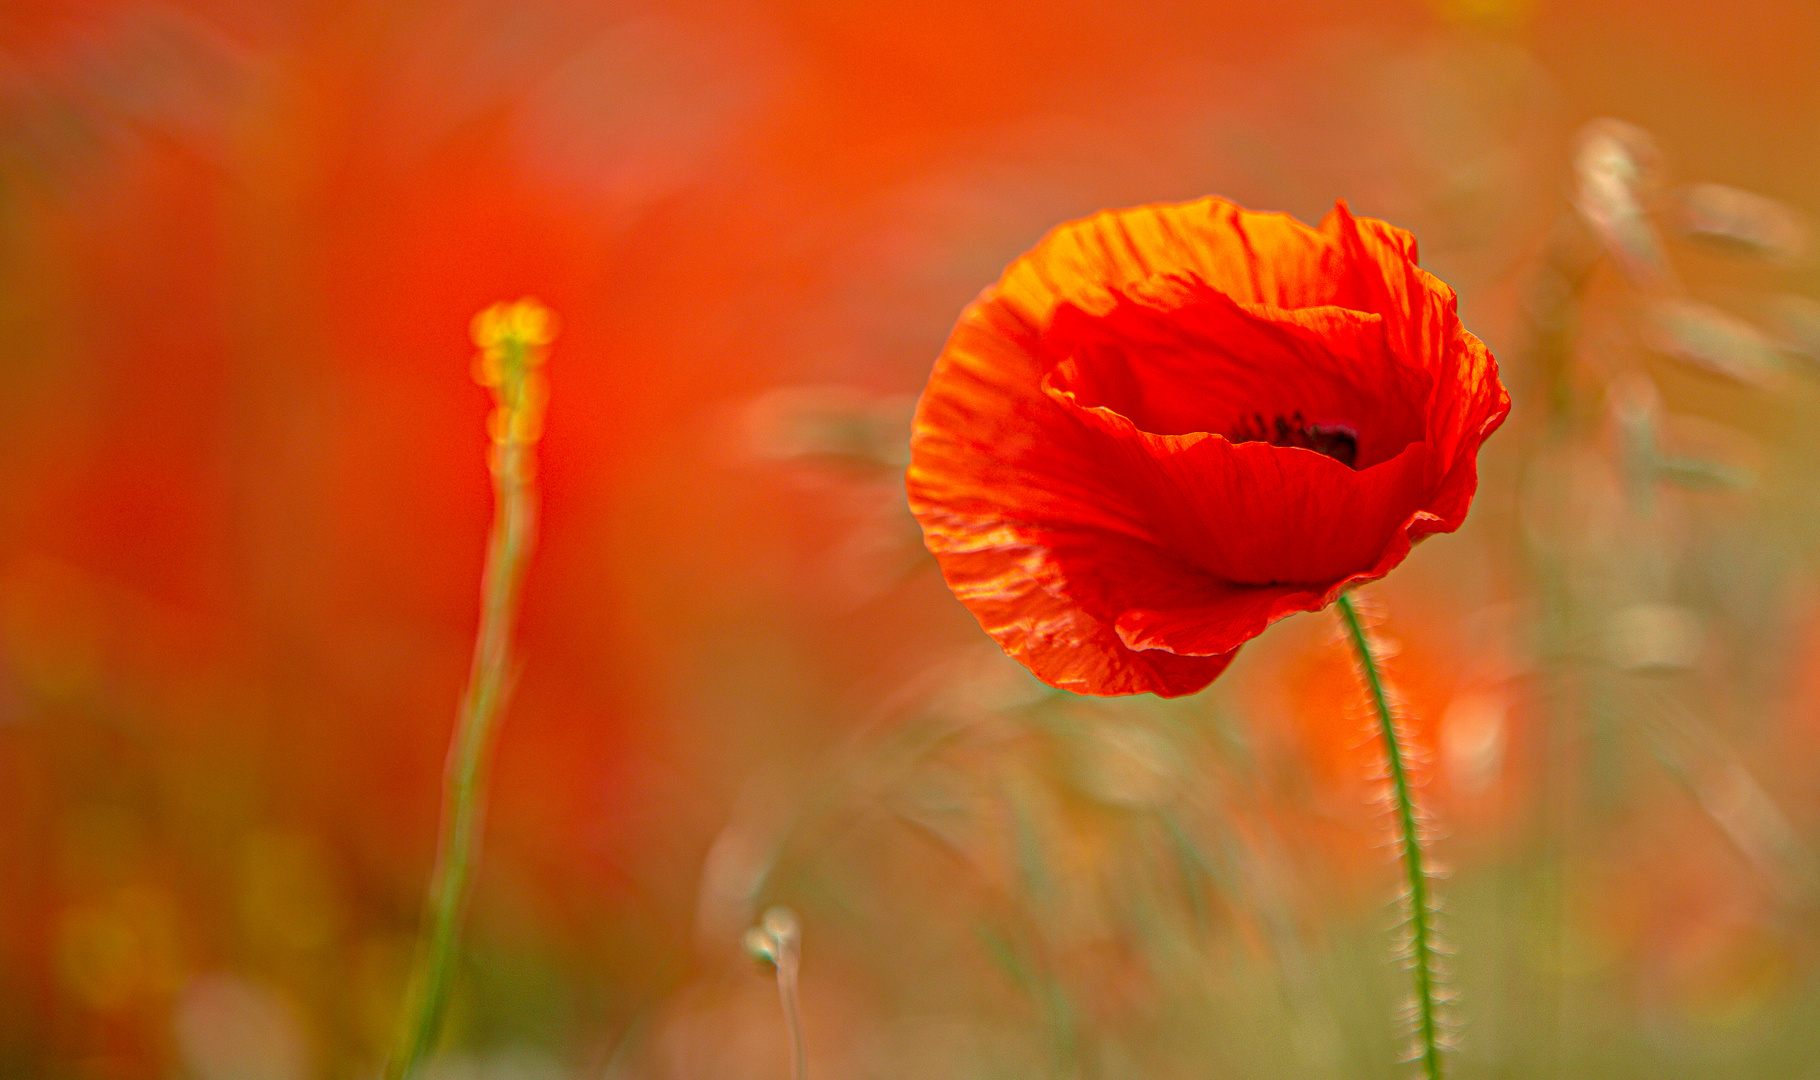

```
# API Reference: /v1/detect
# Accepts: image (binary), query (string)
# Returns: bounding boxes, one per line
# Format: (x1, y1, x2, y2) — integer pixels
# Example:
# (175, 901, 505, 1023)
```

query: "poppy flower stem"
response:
(386, 301, 552, 1080)
(1336, 592, 1444, 1080)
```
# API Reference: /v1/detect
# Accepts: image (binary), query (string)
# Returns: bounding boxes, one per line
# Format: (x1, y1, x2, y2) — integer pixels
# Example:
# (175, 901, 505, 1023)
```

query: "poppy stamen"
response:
(1229, 410, 1359, 468)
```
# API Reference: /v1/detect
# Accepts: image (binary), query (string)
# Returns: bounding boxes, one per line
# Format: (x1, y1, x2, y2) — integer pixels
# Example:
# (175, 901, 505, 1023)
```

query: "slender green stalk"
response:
(1336, 592, 1443, 1080)
(386, 302, 550, 1080)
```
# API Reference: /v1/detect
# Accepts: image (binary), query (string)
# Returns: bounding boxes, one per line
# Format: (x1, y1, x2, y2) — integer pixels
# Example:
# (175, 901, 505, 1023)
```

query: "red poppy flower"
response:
(907, 196, 1510, 697)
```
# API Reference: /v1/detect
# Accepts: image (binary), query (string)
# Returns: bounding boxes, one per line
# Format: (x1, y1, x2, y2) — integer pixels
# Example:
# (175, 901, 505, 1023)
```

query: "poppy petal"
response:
(1323, 202, 1512, 504)
(1409, 328, 1511, 539)
(1113, 583, 1319, 656)
(1048, 394, 1434, 586)
(994, 198, 1359, 328)
(932, 539, 1237, 698)
(1042, 279, 1434, 467)
(909, 194, 1509, 697)
(911, 288, 1227, 695)
(909, 292, 1158, 546)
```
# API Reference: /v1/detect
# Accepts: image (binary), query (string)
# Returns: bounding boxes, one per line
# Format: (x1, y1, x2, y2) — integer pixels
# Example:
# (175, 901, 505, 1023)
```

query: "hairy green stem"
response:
(1336, 592, 1443, 1080)
(386, 429, 537, 1080)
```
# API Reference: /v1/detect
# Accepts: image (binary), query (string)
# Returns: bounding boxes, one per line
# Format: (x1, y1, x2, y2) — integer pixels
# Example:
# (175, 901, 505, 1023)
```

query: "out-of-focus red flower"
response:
(907, 196, 1510, 697)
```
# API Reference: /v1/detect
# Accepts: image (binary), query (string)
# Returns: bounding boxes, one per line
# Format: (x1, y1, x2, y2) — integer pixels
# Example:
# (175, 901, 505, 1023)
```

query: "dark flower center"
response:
(1230, 411, 1359, 468)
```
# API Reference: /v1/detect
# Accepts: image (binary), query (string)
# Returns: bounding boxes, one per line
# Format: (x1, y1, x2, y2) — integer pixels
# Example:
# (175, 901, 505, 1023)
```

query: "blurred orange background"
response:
(4, 1, 1820, 1077)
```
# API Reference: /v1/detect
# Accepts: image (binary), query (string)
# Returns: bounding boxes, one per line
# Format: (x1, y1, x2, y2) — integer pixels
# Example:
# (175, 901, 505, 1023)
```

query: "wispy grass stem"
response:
(747, 907, 807, 1080)
(386, 300, 553, 1080)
